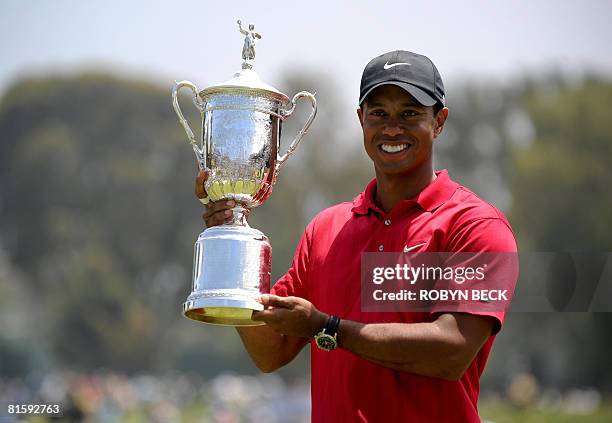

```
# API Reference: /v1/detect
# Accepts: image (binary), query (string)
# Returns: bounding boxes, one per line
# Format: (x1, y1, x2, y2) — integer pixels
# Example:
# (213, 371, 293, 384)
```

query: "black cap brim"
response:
(359, 81, 437, 107)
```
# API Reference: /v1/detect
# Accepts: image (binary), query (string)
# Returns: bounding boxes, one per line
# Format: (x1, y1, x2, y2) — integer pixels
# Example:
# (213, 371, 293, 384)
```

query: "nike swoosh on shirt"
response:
(403, 243, 426, 252)
(383, 61, 411, 70)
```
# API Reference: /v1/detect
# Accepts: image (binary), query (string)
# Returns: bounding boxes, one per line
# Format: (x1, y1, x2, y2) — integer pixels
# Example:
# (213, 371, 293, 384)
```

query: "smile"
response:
(380, 143, 410, 153)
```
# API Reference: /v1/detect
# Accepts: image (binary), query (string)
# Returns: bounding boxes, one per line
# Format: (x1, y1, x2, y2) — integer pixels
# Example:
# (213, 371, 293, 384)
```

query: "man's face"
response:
(357, 85, 447, 177)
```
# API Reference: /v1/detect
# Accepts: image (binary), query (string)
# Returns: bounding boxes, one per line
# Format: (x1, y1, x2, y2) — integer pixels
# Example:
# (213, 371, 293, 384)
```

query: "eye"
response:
(401, 110, 419, 117)
(369, 110, 387, 117)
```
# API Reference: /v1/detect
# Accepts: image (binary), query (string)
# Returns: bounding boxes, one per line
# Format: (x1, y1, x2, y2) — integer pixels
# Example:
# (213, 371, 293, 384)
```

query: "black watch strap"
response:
(324, 315, 340, 337)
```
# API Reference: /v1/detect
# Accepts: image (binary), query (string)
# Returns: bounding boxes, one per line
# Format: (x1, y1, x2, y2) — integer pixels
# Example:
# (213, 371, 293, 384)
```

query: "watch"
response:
(314, 315, 340, 351)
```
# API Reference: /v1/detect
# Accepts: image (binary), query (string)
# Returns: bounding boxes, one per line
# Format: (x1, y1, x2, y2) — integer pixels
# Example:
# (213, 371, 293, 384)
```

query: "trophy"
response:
(172, 20, 317, 326)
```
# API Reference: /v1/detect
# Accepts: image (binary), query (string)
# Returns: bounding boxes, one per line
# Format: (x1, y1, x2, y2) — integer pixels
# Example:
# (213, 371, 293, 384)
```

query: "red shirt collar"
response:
(351, 170, 458, 216)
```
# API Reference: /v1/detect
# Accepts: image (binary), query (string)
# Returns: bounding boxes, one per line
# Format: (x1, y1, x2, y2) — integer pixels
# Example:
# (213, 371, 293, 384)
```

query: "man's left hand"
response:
(252, 294, 328, 339)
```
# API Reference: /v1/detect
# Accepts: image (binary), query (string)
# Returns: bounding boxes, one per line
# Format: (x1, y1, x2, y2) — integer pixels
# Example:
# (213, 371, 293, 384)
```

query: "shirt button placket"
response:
(379, 218, 390, 252)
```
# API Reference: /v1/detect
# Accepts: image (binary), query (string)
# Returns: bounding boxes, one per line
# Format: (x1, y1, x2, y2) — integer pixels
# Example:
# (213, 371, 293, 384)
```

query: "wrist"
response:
(312, 311, 329, 337)
(314, 314, 341, 352)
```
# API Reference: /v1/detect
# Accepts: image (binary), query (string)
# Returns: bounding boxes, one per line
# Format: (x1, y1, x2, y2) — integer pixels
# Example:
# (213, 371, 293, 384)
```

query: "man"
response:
(196, 50, 517, 422)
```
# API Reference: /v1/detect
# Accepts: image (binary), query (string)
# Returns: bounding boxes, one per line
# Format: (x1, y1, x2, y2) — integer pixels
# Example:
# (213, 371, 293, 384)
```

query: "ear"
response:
(433, 107, 449, 138)
(357, 107, 364, 127)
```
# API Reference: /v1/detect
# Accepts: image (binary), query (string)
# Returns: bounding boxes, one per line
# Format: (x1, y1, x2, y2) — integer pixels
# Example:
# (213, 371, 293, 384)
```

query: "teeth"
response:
(381, 143, 408, 153)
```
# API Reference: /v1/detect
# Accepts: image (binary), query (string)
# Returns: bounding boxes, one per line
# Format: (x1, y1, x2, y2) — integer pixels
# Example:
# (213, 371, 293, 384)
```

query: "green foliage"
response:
(510, 76, 612, 250)
(0, 74, 214, 373)
(488, 75, 612, 394)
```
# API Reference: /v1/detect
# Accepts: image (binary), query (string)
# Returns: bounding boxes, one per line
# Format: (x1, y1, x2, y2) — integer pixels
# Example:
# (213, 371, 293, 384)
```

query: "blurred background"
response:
(1, 1, 611, 422)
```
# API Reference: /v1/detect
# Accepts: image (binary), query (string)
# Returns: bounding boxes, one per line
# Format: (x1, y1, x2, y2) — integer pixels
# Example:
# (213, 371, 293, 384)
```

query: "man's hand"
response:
(252, 294, 328, 339)
(195, 169, 236, 227)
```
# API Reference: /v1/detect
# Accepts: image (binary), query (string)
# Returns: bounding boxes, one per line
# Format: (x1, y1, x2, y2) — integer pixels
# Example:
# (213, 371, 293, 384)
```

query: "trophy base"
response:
(183, 296, 265, 326)
(182, 225, 271, 326)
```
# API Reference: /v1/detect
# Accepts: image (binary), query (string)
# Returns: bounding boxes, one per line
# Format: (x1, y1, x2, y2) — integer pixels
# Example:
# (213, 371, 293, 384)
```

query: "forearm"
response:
(245, 295, 492, 380)
(337, 314, 491, 380)
(236, 325, 307, 373)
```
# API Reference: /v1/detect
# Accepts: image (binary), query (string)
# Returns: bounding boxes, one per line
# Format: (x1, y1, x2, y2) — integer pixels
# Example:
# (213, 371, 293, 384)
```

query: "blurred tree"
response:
(436, 80, 520, 211)
(0, 74, 210, 373)
(502, 75, 612, 391)
(510, 76, 612, 251)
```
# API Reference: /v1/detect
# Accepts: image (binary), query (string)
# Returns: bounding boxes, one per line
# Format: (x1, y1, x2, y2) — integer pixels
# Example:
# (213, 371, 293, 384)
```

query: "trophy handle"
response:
(276, 91, 317, 170)
(172, 80, 207, 169)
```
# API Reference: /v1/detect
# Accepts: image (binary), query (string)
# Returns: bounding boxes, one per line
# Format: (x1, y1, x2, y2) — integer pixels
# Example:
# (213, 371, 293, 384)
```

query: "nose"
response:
(382, 120, 403, 137)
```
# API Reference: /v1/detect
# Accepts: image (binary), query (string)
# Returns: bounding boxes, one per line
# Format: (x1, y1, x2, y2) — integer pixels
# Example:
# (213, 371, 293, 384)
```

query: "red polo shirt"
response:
(271, 170, 517, 423)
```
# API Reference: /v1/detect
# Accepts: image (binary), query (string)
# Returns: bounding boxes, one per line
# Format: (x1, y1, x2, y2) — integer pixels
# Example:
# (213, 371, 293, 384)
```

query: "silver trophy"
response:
(172, 20, 317, 326)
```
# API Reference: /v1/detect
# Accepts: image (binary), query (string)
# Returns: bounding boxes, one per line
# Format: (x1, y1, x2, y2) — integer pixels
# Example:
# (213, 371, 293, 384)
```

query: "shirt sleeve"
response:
(270, 221, 313, 299)
(429, 217, 519, 334)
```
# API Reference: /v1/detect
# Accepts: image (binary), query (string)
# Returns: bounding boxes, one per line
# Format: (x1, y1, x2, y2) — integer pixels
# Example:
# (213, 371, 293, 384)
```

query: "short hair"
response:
(432, 102, 444, 117)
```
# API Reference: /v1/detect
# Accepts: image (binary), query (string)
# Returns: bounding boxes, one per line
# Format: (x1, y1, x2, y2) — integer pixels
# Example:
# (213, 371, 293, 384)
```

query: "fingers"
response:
(259, 294, 293, 309)
(202, 199, 236, 218)
(195, 169, 209, 200)
(195, 169, 237, 228)
(251, 309, 270, 321)
(252, 295, 293, 323)
(202, 200, 236, 227)
(252, 307, 290, 322)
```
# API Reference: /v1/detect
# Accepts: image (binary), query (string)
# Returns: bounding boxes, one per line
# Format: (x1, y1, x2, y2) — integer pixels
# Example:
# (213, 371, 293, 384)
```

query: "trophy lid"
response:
(198, 20, 290, 104)
(199, 68, 289, 104)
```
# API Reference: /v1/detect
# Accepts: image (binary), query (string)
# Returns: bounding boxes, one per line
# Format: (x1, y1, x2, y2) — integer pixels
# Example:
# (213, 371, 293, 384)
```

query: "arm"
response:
(337, 312, 494, 380)
(237, 20, 248, 35)
(253, 295, 494, 381)
(236, 325, 309, 373)
(241, 293, 324, 372)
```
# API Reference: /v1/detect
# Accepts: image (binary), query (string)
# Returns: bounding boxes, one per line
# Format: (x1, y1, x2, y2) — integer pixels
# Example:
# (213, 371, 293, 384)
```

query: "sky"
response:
(1, 0, 611, 107)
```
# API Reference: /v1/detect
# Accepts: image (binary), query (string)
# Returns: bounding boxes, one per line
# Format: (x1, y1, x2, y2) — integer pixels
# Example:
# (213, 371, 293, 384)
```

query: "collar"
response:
(351, 170, 458, 216)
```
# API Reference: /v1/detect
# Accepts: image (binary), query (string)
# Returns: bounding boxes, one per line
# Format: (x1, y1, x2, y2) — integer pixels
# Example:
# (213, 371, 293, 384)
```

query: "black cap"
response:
(359, 50, 445, 107)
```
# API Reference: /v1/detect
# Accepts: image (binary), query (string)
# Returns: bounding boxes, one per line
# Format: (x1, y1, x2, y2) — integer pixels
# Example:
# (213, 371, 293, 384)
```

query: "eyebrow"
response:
(367, 100, 423, 108)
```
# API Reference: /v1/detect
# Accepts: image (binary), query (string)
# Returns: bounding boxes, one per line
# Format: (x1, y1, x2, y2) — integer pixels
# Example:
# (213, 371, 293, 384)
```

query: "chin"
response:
(375, 164, 416, 176)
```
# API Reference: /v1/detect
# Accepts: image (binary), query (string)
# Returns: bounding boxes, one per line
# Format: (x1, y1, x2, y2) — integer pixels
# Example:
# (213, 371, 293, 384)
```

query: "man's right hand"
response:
(195, 169, 236, 227)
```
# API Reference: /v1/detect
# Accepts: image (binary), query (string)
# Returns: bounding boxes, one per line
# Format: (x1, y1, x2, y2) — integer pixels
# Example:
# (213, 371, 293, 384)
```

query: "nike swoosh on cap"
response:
(383, 61, 411, 70)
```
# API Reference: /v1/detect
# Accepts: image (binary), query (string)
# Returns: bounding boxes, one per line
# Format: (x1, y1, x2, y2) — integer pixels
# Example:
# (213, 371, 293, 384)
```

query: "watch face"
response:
(316, 334, 337, 351)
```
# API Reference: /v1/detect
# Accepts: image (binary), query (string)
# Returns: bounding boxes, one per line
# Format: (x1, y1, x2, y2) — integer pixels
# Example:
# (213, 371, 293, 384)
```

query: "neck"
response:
(374, 165, 436, 213)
